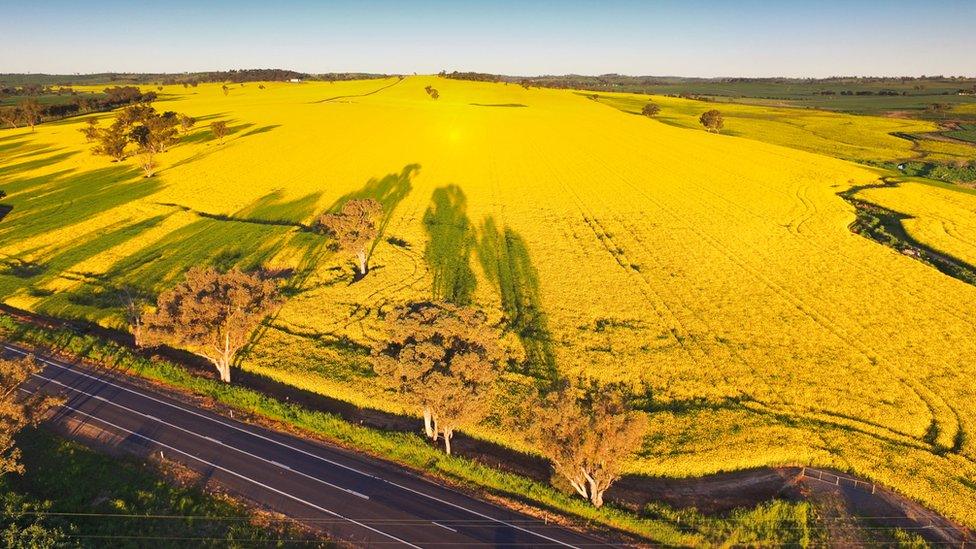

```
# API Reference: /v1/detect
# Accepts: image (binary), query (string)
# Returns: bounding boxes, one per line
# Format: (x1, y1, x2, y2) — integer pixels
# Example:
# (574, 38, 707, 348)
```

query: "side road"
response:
(5, 343, 612, 548)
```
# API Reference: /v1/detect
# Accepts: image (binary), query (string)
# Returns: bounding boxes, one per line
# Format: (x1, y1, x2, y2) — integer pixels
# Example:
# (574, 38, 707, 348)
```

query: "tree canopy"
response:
(525, 379, 647, 507)
(1, 355, 59, 478)
(142, 267, 281, 383)
(317, 198, 383, 277)
(371, 301, 523, 454)
(699, 109, 724, 132)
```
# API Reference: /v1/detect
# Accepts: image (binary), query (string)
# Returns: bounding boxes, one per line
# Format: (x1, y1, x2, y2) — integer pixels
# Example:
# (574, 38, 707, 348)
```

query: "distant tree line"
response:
(438, 71, 502, 83)
(0, 86, 156, 129)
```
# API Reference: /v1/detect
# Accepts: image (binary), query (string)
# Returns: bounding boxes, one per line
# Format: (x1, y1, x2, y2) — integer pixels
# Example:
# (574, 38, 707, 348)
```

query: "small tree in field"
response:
(142, 267, 281, 383)
(641, 102, 661, 117)
(178, 113, 196, 134)
(19, 99, 41, 132)
(372, 301, 522, 454)
(79, 118, 99, 142)
(317, 198, 383, 277)
(92, 120, 129, 161)
(128, 109, 179, 177)
(1, 355, 60, 477)
(526, 379, 647, 508)
(211, 120, 229, 142)
(699, 109, 724, 133)
(221, 84, 230, 96)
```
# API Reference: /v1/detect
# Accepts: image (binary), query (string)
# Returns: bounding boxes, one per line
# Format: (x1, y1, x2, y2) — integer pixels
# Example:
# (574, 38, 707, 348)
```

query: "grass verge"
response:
(3, 428, 322, 547)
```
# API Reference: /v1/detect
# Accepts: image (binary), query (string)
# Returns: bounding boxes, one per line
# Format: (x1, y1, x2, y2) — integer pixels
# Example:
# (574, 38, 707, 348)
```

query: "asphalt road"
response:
(5, 344, 612, 548)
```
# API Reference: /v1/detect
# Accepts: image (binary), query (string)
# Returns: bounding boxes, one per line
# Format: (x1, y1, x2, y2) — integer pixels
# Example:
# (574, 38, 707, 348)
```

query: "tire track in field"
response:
(555, 126, 943, 441)
(548, 143, 837, 447)
(572, 136, 962, 454)
(523, 139, 716, 381)
(312, 78, 404, 104)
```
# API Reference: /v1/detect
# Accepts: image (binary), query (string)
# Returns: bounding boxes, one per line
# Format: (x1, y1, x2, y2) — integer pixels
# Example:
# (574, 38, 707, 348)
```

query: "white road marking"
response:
(432, 521, 458, 533)
(17, 386, 420, 549)
(30, 372, 369, 501)
(8, 344, 583, 548)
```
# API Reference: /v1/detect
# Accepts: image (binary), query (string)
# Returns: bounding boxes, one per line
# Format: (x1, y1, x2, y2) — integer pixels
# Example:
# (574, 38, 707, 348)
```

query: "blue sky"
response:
(2, 0, 973, 77)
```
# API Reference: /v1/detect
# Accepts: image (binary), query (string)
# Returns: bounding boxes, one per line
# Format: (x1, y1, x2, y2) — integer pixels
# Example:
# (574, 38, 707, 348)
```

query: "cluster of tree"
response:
(642, 102, 661, 117)
(369, 300, 647, 507)
(438, 71, 501, 83)
(0, 85, 156, 130)
(424, 85, 440, 100)
(116, 194, 645, 508)
(88, 102, 195, 176)
(0, 84, 69, 97)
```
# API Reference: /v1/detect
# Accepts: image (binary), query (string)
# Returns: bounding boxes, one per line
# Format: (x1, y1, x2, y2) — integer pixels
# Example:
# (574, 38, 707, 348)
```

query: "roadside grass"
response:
(5, 428, 322, 547)
(0, 313, 818, 546)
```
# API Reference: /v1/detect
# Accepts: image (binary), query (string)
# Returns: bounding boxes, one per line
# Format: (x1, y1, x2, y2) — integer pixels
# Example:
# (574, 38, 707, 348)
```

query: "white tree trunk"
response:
(217, 360, 231, 383)
(581, 467, 606, 508)
(423, 408, 435, 439)
(356, 250, 368, 276)
(567, 477, 589, 500)
(443, 427, 453, 455)
(216, 332, 232, 383)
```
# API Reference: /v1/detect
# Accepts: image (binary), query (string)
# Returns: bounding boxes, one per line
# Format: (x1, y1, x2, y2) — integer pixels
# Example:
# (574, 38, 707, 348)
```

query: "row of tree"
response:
(120, 198, 646, 508)
(0, 86, 157, 130)
(85, 101, 232, 176)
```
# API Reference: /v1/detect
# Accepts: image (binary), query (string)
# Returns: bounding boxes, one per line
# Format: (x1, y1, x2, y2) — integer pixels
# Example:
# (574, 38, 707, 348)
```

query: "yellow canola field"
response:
(590, 91, 976, 164)
(860, 181, 976, 266)
(3, 77, 976, 525)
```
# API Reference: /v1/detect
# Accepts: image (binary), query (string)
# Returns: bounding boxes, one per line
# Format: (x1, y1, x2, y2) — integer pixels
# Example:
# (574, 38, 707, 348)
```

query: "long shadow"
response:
(237, 189, 323, 225)
(157, 189, 322, 230)
(100, 215, 293, 293)
(179, 121, 254, 145)
(423, 185, 476, 304)
(241, 124, 281, 137)
(329, 164, 417, 248)
(0, 165, 159, 246)
(476, 216, 558, 382)
(0, 150, 77, 179)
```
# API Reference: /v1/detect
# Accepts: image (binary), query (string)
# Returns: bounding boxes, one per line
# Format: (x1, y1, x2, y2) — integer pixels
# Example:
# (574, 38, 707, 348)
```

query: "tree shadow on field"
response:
(179, 121, 254, 145)
(476, 216, 558, 382)
(0, 150, 77, 179)
(242, 124, 281, 137)
(423, 185, 476, 305)
(0, 165, 159, 245)
(325, 164, 418, 276)
(234, 189, 323, 226)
